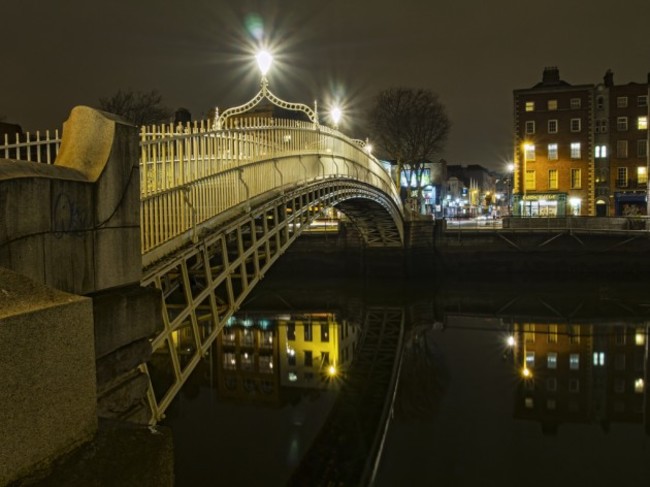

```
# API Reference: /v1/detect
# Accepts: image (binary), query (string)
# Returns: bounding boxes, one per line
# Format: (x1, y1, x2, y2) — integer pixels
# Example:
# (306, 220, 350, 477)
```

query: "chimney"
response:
(542, 66, 560, 85)
(604, 69, 614, 87)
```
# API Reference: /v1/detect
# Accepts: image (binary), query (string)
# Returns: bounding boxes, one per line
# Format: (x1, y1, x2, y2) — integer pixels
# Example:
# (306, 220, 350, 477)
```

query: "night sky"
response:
(2, 0, 649, 170)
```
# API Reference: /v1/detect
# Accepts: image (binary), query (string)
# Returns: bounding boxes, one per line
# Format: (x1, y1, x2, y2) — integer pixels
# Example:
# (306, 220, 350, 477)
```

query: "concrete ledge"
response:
(0, 267, 97, 486)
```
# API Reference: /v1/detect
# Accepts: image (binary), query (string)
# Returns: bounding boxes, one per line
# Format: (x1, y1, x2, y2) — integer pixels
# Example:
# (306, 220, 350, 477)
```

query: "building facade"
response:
(513, 67, 650, 217)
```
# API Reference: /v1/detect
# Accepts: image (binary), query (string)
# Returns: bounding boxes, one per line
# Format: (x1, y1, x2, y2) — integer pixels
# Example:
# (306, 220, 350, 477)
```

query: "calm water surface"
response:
(164, 274, 650, 486)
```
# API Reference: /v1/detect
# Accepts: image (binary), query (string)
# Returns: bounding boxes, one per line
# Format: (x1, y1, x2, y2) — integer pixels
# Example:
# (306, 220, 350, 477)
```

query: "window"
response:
(617, 96, 628, 108)
(525, 351, 535, 367)
(570, 142, 581, 159)
(321, 351, 330, 365)
(525, 397, 534, 409)
(617, 167, 628, 187)
(638, 166, 647, 184)
(525, 121, 536, 134)
(547, 352, 558, 369)
(617, 140, 629, 158)
(615, 354, 626, 371)
(570, 98, 581, 109)
(617, 116, 628, 131)
(615, 327, 626, 345)
(570, 353, 580, 370)
(596, 96, 605, 110)
(548, 119, 558, 133)
(524, 323, 535, 342)
(595, 118, 608, 133)
(638, 95, 648, 107)
(548, 99, 557, 110)
(635, 328, 647, 345)
(304, 350, 313, 366)
(546, 398, 557, 410)
(548, 169, 558, 189)
(288, 351, 296, 366)
(639, 140, 648, 158)
(525, 101, 535, 112)
(571, 168, 582, 189)
(287, 323, 296, 340)
(224, 352, 237, 370)
(548, 324, 558, 343)
(593, 351, 605, 366)
(548, 143, 558, 160)
(259, 355, 273, 373)
(304, 323, 312, 342)
(635, 378, 645, 393)
(570, 118, 581, 132)
(615, 378, 625, 393)
(547, 378, 557, 391)
(525, 170, 536, 190)
(569, 379, 580, 393)
(320, 324, 329, 342)
(524, 144, 536, 161)
(638, 116, 648, 130)
(595, 145, 608, 158)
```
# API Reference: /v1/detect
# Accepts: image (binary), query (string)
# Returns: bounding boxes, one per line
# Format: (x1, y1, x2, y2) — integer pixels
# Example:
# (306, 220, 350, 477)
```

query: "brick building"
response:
(513, 67, 650, 216)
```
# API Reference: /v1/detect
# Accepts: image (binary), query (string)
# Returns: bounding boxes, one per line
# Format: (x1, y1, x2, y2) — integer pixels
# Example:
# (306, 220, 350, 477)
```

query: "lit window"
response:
(320, 324, 329, 342)
(570, 353, 580, 370)
(570, 118, 581, 132)
(548, 99, 557, 110)
(635, 328, 646, 345)
(525, 121, 536, 134)
(288, 372, 298, 382)
(524, 323, 535, 342)
(548, 119, 558, 133)
(548, 324, 558, 343)
(525, 397, 534, 409)
(525, 170, 536, 190)
(547, 352, 558, 369)
(638, 166, 647, 184)
(638, 116, 648, 130)
(595, 145, 608, 158)
(617, 117, 628, 131)
(638, 140, 648, 158)
(593, 351, 605, 366)
(526, 351, 535, 367)
(524, 144, 536, 161)
(638, 95, 648, 107)
(525, 101, 535, 112)
(570, 142, 581, 159)
(617, 96, 628, 108)
(548, 143, 558, 160)
(617, 140, 628, 158)
(571, 169, 582, 189)
(635, 378, 645, 393)
(548, 169, 558, 190)
(570, 98, 581, 109)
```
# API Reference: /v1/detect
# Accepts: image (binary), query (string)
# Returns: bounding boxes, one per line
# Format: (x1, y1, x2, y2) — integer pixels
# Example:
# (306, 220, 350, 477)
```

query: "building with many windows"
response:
(513, 67, 649, 216)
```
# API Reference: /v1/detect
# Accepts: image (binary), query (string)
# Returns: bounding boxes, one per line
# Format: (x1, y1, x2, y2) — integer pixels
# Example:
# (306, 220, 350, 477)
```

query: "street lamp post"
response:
(507, 162, 514, 216)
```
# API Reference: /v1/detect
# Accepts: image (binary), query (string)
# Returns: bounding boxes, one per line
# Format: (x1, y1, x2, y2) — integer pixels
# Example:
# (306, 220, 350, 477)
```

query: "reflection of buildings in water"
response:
(278, 313, 359, 388)
(213, 312, 359, 403)
(512, 322, 650, 433)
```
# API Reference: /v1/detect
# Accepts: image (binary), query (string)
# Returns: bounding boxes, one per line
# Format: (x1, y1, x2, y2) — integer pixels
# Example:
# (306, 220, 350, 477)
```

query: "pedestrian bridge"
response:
(1, 104, 405, 424)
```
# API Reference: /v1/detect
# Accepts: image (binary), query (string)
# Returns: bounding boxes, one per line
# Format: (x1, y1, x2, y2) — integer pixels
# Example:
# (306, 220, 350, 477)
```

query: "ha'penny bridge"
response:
(0, 54, 413, 485)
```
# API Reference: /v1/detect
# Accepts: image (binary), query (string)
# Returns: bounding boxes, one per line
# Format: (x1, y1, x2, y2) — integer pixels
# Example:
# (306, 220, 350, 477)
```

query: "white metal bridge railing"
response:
(139, 117, 399, 263)
(1, 117, 400, 265)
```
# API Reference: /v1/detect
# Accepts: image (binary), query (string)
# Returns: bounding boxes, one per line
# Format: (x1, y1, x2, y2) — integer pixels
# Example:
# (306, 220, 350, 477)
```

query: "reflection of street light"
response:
(507, 162, 514, 216)
(330, 106, 342, 130)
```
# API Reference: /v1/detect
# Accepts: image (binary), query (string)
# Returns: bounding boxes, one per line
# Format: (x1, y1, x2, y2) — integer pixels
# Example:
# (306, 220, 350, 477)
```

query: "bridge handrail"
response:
(1, 129, 61, 164)
(139, 117, 401, 258)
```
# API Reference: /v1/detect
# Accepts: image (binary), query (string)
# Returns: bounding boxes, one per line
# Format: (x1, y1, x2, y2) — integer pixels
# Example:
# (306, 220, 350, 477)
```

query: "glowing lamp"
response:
(256, 50, 273, 77)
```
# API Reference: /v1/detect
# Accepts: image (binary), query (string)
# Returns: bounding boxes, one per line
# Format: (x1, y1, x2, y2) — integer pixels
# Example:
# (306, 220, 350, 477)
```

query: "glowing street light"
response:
(256, 49, 273, 78)
(330, 106, 342, 130)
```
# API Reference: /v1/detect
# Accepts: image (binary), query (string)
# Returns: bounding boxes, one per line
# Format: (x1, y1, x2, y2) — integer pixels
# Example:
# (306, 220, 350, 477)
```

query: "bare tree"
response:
(99, 89, 172, 126)
(368, 87, 451, 213)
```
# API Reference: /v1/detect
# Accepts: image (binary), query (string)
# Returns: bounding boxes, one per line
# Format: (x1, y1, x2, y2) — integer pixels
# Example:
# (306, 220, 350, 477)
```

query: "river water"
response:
(163, 269, 650, 486)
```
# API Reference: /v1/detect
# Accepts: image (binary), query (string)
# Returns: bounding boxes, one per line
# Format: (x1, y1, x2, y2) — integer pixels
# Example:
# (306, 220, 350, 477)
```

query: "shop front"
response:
(614, 192, 647, 216)
(513, 193, 567, 217)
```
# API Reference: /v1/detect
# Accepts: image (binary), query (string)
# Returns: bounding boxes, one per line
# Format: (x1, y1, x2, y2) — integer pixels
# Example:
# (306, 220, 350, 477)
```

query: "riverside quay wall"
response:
(276, 217, 650, 278)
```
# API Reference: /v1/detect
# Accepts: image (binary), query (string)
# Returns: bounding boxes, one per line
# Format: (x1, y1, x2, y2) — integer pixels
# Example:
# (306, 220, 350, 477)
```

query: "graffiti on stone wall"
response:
(52, 192, 89, 238)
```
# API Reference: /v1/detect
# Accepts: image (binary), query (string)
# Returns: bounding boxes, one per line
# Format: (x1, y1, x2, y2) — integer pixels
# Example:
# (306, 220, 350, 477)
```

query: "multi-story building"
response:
(513, 67, 650, 217)
(444, 164, 496, 217)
